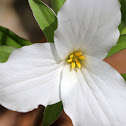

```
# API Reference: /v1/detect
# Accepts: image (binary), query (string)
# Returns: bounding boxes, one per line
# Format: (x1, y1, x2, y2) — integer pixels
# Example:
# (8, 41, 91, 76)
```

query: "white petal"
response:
(54, 0, 121, 60)
(61, 63, 126, 126)
(0, 43, 64, 112)
(84, 56, 126, 125)
(61, 65, 101, 126)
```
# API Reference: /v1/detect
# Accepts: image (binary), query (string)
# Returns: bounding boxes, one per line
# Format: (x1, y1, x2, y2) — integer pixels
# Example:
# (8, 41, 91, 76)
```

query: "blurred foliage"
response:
(120, 0, 126, 23)
(119, 0, 126, 34)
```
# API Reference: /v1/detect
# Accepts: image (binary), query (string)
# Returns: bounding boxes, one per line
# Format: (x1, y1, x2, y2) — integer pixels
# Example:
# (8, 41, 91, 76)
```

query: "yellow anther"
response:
(76, 61, 81, 68)
(70, 54, 73, 59)
(67, 59, 72, 63)
(67, 51, 85, 69)
(71, 62, 75, 68)
(75, 52, 82, 56)
(79, 55, 85, 60)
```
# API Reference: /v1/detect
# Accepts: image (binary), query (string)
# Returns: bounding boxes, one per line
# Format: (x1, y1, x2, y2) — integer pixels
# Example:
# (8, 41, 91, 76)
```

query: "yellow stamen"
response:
(70, 54, 73, 59)
(71, 62, 75, 68)
(74, 58, 78, 61)
(67, 59, 72, 63)
(76, 61, 81, 68)
(67, 51, 85, 69)
(75, 52, 82, 56)
(79, 55, 85, 60)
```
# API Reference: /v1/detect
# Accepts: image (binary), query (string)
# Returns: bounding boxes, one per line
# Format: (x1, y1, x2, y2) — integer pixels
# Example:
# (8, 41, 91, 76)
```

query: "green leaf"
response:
(28, 0, 57, 42)
(120, 0, 126, 23)
(0, 26, 32, 62)
(0, 46, 16, 63)
(117, 34, 126, 44)
(121, 26, 126, 34)
(106, 34, 126, 57)
(119, 21, 126, 34)
(51, 0, 66, 14)
(119, 21, 125, 32)
(0, 46, 16, 53)
(119, 0, 126, 34)
(121, 74, 126, 81)
(0, 26, 32, 48)
(42, 102, 63, 126)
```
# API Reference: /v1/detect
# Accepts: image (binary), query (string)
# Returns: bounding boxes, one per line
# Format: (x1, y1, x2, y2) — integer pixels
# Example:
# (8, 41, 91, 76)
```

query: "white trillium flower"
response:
(0, 0, 126, 125)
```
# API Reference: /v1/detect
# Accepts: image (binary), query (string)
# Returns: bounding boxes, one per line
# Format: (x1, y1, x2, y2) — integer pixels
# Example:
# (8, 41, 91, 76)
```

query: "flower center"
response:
(67, 51, 85, 69)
